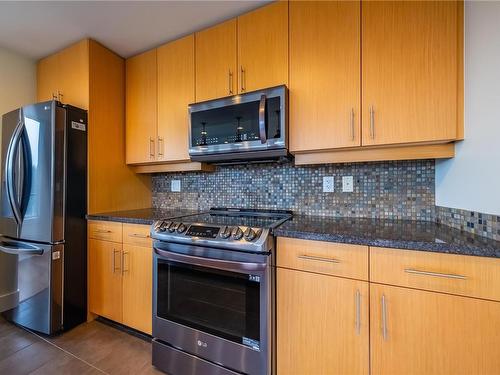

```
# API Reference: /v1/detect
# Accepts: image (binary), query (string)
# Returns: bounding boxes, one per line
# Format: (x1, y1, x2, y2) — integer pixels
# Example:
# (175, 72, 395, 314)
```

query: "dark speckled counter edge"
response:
(273, 228, 500, 259)
(86, 215, 155, 225)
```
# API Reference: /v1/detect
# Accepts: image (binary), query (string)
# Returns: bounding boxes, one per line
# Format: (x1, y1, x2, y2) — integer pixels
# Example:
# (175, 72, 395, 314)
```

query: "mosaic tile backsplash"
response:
(436, 206, 500, 241)
(152, 160, 436, 220)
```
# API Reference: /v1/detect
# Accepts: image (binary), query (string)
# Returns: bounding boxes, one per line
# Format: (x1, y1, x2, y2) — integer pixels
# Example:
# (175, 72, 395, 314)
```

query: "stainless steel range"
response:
(150, 208, 292, 375)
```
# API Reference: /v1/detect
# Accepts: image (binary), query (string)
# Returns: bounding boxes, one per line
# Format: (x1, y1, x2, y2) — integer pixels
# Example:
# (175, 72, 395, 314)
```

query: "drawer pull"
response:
(404, 268, 467, 280)
(298, 254, 341, 264)
(95, 229, 112, 234)
(381, 294, 388, 340)
(129, 233, 150, 239)
(355, 289, 361, 335)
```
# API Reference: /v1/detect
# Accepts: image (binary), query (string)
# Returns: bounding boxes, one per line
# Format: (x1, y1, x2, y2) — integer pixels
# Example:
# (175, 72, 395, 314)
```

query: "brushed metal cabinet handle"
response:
(298, 254, 341, 264)
(95, 229, 112, 234)
(157, 137, 164, 157)
(369, 106, 375, 139)
(228, 69, 233, 95)
(404, 268, 467, 280)
(240, 66, 246, 92)
(121, 251, 129, 275)
(149, 137, 155, 159)
(355, 289, 361, 335)
(112, 249, 120, 273)
(381, 294, 388, 340)
(129, 233, 150, 239)
(350, 108, 355, 141)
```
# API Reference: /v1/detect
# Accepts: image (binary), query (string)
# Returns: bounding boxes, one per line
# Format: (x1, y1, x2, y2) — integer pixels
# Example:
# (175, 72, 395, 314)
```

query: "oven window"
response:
(157, 260, 261, 349)
(191, 96, 281, 147)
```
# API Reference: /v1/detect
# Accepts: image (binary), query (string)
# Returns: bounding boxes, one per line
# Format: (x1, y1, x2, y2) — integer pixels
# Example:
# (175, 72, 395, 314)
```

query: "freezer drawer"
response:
(0, 239, 63, 334)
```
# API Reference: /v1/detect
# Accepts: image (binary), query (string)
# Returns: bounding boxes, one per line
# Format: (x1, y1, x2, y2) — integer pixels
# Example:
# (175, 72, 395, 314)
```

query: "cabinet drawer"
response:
(370, 247, 500, 302)
(88, 220, 122, 242)
(122, 223, 152, 247)
(277, 237, 369, 281)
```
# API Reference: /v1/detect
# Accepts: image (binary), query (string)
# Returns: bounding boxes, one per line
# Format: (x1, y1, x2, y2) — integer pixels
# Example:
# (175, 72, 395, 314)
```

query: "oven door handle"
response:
(154, 248, 267, 273)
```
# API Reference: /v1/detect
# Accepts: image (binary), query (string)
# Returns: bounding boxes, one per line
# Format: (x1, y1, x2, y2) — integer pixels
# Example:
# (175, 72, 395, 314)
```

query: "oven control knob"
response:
(220, 226, 232, 239)
(169, 222, 179, 233)
(158, 221, 170, 232)
(177, 223, 187, 233)
(231, 227, 244, 240)
(243, 227, 257, 241)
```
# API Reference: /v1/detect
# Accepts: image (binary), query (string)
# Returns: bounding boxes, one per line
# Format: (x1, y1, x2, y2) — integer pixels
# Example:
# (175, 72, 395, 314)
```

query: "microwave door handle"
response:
(259, 94, 267, 144)
(154, 247, 267, 273)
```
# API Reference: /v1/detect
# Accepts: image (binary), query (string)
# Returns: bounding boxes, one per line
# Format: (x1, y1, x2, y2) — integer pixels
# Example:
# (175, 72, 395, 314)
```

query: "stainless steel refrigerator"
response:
(0, 100, 87, 335)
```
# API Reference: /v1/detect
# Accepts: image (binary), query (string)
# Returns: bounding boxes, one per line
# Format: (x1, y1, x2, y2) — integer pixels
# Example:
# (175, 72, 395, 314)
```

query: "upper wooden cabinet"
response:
(290, 1, 361, 152)
(362, 1, 461, 146)
(157, 35, 194, 162)
(195, 19, 237, 102)
(37, 39, 151, 212)
(237, 1, 288, 93)
(126, 49, 157, 164)
(37, 39, 90, 109)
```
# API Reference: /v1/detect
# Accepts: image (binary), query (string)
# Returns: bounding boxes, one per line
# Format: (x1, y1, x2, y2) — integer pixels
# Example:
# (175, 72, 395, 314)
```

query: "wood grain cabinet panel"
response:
(277, 237, 368, 280)
(88, 220, 123, 243)
(125, 49, 158, 164)
(362, 1, 460, 146)
(88, 239, 123, 323)
(237, 1, 288, 93)
(122, 223, 152, 247)
(37, 39, 89, 109)
(277, 268, 369, 375)
(122, 244, 153, 335)
(370, 284, 500, 375)
(195, 19, 237, 102)
(157, 35, 195, 162)
(370, 246, 500, 302)
(290, 0, 361, 152)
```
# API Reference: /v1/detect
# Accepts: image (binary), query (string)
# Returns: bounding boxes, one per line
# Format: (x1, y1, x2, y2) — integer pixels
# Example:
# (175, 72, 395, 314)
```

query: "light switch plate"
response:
(342, 176, 354, 193)
(171, 180, 181, 192)
(323, 176, 334, 193)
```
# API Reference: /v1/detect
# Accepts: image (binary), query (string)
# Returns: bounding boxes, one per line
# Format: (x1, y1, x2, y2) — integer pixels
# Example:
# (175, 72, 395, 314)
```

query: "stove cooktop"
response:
(150, 208, 292, 253)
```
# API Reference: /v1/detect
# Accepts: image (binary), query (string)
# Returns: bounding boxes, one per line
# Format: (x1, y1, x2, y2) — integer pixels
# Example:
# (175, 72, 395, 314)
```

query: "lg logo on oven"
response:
(197, 340, 208, 348)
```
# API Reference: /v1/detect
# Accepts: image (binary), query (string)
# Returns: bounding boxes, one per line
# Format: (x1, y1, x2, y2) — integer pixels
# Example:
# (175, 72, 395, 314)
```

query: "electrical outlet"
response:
(171, 180, 181, 192)
(322, 176, 334, 192)
(342, 176, 354, 193)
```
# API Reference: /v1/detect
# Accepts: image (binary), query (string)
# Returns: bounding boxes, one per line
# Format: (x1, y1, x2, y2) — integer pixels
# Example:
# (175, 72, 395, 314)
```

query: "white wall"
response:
(0, 46, 36, 118)
(435, 1, 500, 216)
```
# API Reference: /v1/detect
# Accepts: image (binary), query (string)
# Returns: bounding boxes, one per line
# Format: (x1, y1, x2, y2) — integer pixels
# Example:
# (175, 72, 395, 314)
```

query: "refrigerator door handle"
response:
(0, 240, 44, 256)
(5, 110, 24, 224)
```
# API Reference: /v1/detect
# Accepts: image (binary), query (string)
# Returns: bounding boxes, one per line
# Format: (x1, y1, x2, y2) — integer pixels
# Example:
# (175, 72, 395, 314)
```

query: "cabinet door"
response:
(125, 49, 158, 164)
(362, 1, 459, 146)
(57, 39, 89, 109)
(370, 284, 500, 375)
(157, 35, 194, 162)
(88, 239, 123, 323)
(290, 1, 360, 152)
(237, 1, 288, 93)
(277, 268, 369, 375)
(122, 244, 152, 334)
(195, 19, 237, 102)
(37, 53, 60, 102)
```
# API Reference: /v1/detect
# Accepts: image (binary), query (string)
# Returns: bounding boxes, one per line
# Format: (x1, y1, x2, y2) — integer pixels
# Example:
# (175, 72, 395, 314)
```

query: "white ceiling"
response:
(0, 1, 269, 60)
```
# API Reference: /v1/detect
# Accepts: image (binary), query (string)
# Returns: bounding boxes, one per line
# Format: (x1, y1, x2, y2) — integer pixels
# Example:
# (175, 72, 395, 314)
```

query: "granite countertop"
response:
(86, 208, 201, 225)
(273, 215, 500, 258)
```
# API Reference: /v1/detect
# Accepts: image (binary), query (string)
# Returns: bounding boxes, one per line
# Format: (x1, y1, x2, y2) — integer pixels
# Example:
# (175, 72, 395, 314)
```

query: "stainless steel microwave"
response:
(188, 85, 288, 163)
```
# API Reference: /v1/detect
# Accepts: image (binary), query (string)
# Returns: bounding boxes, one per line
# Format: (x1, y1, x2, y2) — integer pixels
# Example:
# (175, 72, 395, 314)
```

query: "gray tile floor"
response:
(0, 316, 163, 375)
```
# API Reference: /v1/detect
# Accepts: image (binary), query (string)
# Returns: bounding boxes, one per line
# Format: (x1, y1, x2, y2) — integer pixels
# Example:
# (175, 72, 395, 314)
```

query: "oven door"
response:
(153, 242, 272, 375)
(189, 85, 287, 160)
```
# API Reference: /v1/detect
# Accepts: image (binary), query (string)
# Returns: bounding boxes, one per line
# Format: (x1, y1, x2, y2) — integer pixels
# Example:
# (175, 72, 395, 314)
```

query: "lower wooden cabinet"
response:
(88, 221, 152, 335)
(370, 284, 500, 375)
(277, 267, 369, 375)
(88, 239, 123, 323)
(122, 244, 153, 334)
